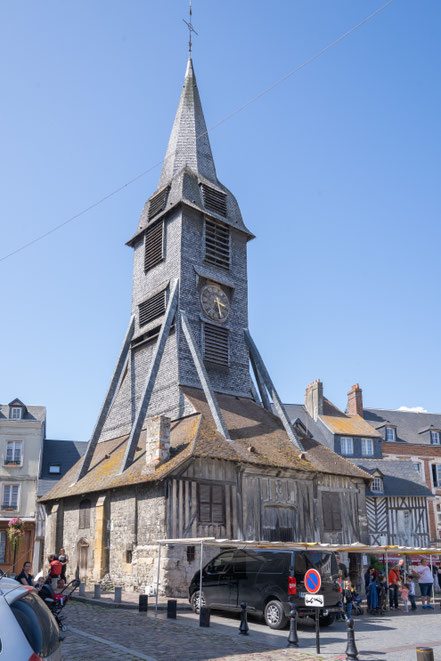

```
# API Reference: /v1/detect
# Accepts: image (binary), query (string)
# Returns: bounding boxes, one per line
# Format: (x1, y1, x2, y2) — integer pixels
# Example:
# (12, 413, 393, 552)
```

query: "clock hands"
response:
(214, 297, 226, 318)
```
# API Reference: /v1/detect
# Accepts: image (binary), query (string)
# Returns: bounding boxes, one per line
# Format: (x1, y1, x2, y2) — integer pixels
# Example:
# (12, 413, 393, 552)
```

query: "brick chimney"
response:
(145, 416, 171, 466)
(347, 384, 363, 417)
(304, 379, 323, 421)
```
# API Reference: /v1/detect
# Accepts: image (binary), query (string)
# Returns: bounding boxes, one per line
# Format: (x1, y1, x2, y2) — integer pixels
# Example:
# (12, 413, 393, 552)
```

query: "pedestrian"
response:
(336, 554, 348, 579)
(48, 554, 63, 581)
(388, 564, 400, 609)
(58, 547, 69, 583)
(15, 561, 34, 587)
(411, 558, 434, 609)
(400, 583, 410, 612)
(343, 579, 353, 619)
(408, 576, 417, 610)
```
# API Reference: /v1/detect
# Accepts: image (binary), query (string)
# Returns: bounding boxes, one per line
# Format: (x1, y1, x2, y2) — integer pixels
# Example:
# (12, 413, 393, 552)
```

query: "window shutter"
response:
(201, 184, 227, 217)
(198, 484, 212, 523)
(211, 485, 225, 524)
(331, 495, 342, 530)
(148, 186, 170, 220)
(204, 219, 230, 270)
(204, 323, 229, 366)
(433, 465, 439, 488)
(79, 499, 91, 528)
(139, 289, 166, 327)
(144, 221, 164, 272)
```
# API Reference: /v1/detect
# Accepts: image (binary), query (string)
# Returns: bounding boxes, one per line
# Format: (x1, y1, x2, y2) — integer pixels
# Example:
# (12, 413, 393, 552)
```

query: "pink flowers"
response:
(8, 517, 22, 527)
(8, 517, 24, 553)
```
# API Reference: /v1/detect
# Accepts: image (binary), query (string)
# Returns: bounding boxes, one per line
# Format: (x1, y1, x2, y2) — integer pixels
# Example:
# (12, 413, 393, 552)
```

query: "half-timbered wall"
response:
(366, 496, 430, 546)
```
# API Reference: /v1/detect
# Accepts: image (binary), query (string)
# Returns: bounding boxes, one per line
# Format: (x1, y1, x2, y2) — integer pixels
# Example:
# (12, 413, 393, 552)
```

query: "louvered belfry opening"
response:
(139, 289, 166, 327)
(204, 218, 230, 270)
(144, 221, 164, 272)
(148, 186, 170, 220)
(201, 184, 227, 217)
(204, 323, 229, 366)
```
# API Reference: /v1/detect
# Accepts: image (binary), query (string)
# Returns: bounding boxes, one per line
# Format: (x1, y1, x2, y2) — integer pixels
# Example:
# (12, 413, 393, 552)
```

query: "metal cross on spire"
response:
(183, 0, 198, 55)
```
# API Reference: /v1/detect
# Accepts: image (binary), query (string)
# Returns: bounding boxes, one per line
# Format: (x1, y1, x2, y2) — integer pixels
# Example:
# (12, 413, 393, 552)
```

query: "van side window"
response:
(294, 552, 308, 574)
(207, 551, 234, 574)
(232, 550, 262, 575)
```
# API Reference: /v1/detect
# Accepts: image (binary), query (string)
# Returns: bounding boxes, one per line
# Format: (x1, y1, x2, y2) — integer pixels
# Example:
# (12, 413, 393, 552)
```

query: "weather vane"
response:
(183, 0, 198, 55)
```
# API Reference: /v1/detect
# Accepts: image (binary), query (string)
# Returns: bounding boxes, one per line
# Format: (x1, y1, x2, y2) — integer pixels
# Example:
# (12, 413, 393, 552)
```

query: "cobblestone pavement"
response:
(61, 602, 341, 661)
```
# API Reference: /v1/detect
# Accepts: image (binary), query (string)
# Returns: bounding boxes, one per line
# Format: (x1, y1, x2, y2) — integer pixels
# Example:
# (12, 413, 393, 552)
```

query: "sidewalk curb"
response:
(71, 593, 193, 611)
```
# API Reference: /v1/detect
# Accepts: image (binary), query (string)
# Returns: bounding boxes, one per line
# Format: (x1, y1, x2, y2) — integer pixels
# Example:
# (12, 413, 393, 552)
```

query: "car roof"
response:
(0, 576, 27, 598)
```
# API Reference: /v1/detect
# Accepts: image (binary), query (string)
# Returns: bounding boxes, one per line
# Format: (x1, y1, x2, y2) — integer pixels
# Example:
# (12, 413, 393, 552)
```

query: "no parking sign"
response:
(304, 568, 321, 594)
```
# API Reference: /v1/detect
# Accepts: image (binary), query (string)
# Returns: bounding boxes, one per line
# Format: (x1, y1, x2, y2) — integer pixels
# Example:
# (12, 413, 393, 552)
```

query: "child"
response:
(35, 576, 46, 592)
(408, 577, 417, 611)
(343, 579, 353, 619)
(400, 582, 409, 612)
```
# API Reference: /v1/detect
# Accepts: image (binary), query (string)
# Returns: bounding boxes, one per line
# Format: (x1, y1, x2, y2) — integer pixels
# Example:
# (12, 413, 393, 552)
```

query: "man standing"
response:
(388, 564, 400, 609)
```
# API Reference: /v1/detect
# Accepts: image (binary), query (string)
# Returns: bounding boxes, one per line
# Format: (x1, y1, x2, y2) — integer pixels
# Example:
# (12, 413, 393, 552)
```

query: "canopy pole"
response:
(155, 543, 162, 618)
(199, 540, 204, 624)
(430, 554, 434, 605)
(385, 550, 389, 611)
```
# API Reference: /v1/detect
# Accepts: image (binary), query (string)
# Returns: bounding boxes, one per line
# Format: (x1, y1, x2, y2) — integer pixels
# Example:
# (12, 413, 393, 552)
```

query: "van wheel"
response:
(319, 614, 335, 627)
(190, 590, 206, 614)
(264, 600, 287, 629)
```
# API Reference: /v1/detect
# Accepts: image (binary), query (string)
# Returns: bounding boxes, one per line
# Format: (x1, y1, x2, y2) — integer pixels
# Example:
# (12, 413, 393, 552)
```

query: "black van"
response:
(189, 547, 341, 629)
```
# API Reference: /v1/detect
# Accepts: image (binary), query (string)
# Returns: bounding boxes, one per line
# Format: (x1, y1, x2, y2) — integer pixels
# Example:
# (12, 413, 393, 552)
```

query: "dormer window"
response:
(385, 427, 396, 442)
(361, 438, 374, 456)
(48, 464, 61, 474)
(371, 477, 384, 493)
(340, 437, 353, 455)
(10, 407, 22, 420)
(430, 431, 440, 445)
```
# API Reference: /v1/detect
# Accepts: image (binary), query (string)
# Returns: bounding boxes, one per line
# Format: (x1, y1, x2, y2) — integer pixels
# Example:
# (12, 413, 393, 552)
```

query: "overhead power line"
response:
(0, 0, 395, 264)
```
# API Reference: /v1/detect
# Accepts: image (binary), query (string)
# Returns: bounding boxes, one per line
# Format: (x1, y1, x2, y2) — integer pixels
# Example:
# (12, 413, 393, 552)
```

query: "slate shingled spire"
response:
(158, 57, 217, 188)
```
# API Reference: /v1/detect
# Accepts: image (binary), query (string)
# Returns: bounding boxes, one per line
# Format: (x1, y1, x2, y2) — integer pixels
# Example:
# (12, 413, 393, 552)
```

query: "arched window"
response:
(79, 499, 91, 529)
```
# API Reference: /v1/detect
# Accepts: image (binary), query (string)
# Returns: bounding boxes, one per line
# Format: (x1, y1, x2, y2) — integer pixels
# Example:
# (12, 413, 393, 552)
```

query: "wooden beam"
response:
(244, 329, 304, 452)
(75, 315, 135, 483)
(180, 311, 231, 440)
(248, 350, 272, 412)
(119, 280, 179, 473)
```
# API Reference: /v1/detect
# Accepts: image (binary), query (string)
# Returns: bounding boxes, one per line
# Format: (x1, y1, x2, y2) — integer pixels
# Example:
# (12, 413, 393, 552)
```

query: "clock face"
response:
(200, 284, 230, 322)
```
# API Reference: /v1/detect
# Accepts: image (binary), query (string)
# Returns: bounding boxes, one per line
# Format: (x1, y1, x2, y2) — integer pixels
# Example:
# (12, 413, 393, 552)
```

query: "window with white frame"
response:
(2, 484, 19, 510)
(412, 462, 422, 474)
(0, 531, 6, 563)
(385, 427, 396, 442)
(10, 407, 22, 420)
(5, 441, 22, 465)
(371, 477, 384, 493)
(340, 437, 353, 455)
(430, 431, 440, 445)
(361, 438, 374, 456)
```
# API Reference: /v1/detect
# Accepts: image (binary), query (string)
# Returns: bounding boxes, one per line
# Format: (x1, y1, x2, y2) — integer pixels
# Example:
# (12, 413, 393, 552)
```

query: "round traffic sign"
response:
(304, 568, 321, 594)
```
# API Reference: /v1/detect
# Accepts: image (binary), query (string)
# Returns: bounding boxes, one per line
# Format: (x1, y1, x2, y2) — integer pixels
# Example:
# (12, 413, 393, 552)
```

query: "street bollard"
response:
(239, 601, 249, 635)
(345, 618, 359, 660)
(199, 606, 211, 627)
(79, 582, 85, 597)
(416, 649, 434, 661)
(287, 602, 299, 648)
(93, 584, 101, 600)
(114, 587, 122, 604)
(167, 599, 177, 619)
(139, 595, 148, 613)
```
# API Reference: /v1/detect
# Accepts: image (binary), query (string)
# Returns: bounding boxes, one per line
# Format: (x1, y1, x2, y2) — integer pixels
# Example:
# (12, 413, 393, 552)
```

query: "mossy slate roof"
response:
(39, 388, 369, 502)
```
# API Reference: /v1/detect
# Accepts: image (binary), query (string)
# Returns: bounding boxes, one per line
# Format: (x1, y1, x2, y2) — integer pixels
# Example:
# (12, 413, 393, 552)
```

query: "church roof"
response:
(39, 388, 369, 502)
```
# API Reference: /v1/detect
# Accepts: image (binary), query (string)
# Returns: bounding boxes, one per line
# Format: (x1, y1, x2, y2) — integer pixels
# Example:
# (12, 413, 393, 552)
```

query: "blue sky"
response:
(1, 1, 440, 440)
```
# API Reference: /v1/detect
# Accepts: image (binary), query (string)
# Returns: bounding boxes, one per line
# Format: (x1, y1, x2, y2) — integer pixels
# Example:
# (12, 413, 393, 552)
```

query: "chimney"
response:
(347, 384, 363, 417)
(145, 416, 171, 466)
(304, 379, 323, 421)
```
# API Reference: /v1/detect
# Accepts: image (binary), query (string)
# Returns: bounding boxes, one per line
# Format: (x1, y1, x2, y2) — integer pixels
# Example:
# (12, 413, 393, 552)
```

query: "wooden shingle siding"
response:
(144, 221, 164, 272)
